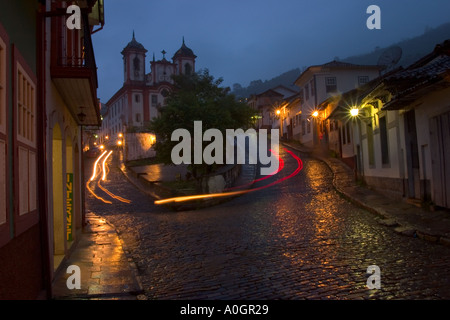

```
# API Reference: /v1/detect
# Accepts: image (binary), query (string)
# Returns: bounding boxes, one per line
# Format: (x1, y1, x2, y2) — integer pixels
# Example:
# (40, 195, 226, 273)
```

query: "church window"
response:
(184, 63, 192, 75)
(133, 56, 140, 75)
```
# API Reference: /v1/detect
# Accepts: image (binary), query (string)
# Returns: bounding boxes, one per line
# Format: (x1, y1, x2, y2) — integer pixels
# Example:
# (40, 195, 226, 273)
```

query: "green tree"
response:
(148, 69, 256, 179)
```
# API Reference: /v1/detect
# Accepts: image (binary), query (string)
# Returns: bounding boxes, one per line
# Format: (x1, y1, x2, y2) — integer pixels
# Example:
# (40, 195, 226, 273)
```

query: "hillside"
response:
(231, 68, 301, 99)
(233, 22, 450, 99)
(342, 22, 450, 68)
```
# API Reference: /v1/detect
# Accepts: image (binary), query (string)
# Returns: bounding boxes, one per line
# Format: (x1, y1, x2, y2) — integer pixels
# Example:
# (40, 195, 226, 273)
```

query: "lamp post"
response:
(312, 110, 320, 145)
(276, 109, 282, 139)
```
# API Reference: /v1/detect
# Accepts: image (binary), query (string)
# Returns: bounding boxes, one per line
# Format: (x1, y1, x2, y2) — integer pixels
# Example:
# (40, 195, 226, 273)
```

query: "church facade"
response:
(100, 33, 196, 145)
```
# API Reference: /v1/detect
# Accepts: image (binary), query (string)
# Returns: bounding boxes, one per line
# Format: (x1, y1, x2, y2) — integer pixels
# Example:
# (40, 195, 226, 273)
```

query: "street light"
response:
(350, 108, 359, 117)
(312, 110, 319, 118)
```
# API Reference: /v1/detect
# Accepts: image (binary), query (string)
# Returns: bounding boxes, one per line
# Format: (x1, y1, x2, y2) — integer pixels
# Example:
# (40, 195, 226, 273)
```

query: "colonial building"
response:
(247, 85, 297, 133)
(100, 34, 197, 160)
(320, 40, 450, 209)
(293, 61, 382, 148)
(353, 40, 450, 208)
(0, 0, 104, 299)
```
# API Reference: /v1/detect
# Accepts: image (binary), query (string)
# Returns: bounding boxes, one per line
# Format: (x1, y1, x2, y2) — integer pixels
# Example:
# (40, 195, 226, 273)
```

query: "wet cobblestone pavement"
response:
(86, 148, 450, 300)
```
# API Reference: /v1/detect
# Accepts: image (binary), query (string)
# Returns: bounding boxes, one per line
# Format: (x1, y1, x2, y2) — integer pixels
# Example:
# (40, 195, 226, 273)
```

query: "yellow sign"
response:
(67, 173, 73, 241)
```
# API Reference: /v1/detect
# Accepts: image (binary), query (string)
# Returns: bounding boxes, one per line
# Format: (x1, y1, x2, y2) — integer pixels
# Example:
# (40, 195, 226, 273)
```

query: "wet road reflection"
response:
(86, 147, 450, 299)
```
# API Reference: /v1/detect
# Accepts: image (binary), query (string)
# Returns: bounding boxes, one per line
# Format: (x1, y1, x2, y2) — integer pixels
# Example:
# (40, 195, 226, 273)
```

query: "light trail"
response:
(154, 148, 303, 205)
(101, 150, 113, 181)
(86, 149, 131, 204)
(90, 150, 108, 181)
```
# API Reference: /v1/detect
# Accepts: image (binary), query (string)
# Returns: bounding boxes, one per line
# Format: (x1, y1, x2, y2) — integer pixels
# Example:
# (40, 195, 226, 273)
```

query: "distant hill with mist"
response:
(232, 22, 450, 99)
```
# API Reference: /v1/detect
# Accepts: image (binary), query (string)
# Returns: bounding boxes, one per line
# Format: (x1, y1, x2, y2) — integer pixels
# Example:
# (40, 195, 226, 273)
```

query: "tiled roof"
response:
(386, 55, 450, 81)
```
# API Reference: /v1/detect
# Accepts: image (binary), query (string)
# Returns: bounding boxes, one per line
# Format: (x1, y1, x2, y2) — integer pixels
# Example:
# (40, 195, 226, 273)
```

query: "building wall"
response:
(357, 104, 405, 200)
(125, 132, 156, 161)
(0, 0, 44, 299)
(295, 68, 380, 146)
(412, 86, 450, 206)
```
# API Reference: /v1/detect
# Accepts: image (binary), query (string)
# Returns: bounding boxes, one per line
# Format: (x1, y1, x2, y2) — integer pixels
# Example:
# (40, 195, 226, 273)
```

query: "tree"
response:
(148, 69, 256, 180)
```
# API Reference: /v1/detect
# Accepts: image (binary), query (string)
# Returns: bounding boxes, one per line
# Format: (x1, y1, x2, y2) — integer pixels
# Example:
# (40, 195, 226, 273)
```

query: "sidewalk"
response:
(52, 212, 145, 300)
(282, 141, 450, 247)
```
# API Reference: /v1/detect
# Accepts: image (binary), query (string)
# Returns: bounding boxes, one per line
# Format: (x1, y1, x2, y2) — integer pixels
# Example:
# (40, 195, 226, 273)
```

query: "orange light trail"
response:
(90, 150, 107, 181)
(102, 150, 113, 181)
(154, 148, 303, 205)
(86, 150, 131, 204)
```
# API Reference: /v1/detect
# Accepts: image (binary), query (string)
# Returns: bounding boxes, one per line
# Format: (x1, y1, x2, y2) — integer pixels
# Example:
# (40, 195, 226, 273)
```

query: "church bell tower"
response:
(121, 31, 147, 84)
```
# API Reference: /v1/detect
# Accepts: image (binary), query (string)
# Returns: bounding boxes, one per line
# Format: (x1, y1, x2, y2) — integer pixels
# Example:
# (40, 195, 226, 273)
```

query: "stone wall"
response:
(125, 133, 156, 161)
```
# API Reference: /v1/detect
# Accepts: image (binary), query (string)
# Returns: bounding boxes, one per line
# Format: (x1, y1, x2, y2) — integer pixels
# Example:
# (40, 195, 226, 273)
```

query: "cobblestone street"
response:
(85, 147, 450, 300)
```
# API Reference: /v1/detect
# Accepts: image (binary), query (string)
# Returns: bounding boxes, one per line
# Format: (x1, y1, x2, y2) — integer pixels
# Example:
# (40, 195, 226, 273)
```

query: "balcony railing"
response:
(50, 10, 101, 126)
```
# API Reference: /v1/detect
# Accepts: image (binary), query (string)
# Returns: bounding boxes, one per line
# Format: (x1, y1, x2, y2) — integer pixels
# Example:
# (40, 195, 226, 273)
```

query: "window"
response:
(16, 64, 36, 147)
(301, 120, 306, 135)
(136, 113, 141, 123)
(135, 94, 140, 103)
(379, 116, 389, 165)
(184, 63, 192, 75)
(326, 77, 337, 93)
(367, 122, 375, 166)
(358, 76, 369, 86)
(151, 94, 158, 106)
(310, 79, 315, 97)
(304, 84, 309, 101)
(13, 48, 38, 235)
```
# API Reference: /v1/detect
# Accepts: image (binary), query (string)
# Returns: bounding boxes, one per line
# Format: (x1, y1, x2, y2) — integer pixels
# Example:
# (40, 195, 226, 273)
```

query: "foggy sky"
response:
(92, 0, 450, 102)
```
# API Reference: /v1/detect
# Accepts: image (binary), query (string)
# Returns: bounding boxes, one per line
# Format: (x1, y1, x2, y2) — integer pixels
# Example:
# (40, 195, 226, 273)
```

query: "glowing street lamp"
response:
(312, 110, 319, 118)
(350, 108, 359, 117)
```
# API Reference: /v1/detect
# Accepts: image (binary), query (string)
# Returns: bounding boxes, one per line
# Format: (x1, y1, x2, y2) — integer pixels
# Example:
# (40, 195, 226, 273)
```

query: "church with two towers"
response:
(100, 33, 197, 142)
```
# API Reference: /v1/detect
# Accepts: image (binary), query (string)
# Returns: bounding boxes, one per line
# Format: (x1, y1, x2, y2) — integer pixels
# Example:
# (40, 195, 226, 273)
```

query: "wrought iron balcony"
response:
(50, 11, 101, 126)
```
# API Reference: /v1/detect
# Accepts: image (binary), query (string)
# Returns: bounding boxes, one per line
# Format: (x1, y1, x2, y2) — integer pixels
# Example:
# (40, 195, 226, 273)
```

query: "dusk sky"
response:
(92, 0, 450, 103)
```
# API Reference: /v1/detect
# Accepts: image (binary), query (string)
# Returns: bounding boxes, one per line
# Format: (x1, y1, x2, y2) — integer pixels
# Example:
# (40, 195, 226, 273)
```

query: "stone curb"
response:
(281, 142, 450, 248)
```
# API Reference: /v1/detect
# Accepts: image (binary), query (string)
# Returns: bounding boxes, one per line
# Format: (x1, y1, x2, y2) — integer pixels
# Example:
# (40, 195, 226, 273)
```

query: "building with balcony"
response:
(0, 0, 105, 299)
